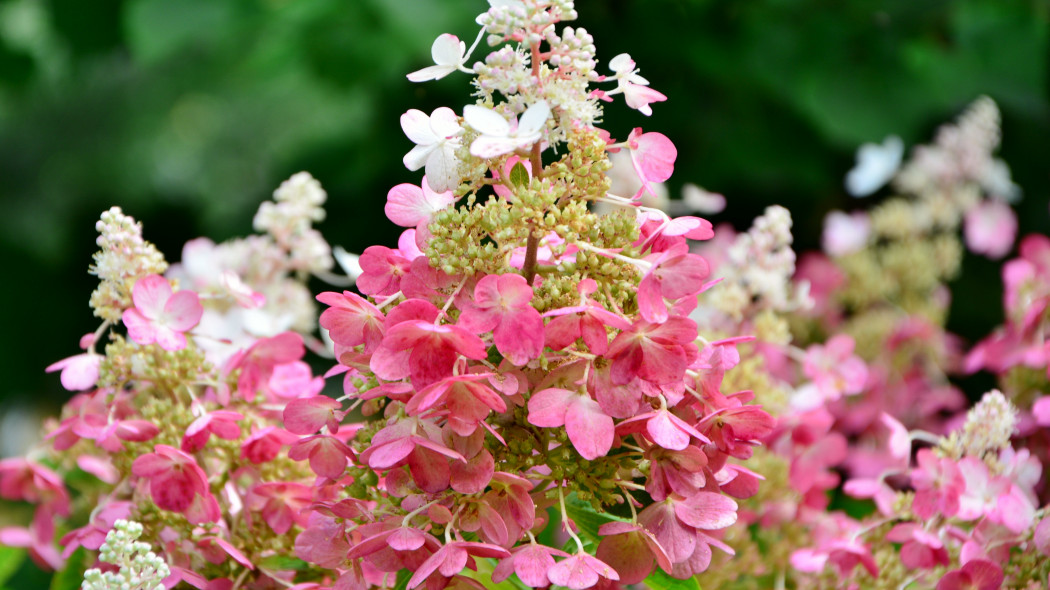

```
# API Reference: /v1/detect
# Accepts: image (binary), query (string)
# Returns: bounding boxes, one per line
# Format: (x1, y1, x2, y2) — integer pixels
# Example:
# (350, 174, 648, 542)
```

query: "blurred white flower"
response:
(681, 183, 726, 214)
(822, 210, 871, 257)
(845, 135, 904, 197)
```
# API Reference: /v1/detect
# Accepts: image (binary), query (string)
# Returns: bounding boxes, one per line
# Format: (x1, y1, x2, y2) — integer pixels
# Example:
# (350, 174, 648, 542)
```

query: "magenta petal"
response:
(450, 450, 495, 494)
(284, 397, 342, 435)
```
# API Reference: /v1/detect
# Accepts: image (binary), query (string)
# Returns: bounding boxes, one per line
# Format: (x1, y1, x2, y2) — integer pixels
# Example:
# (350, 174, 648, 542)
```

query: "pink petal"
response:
(673, 492, 738, 530)
(122, 309, 157, 346)
(527, 388, 574, 428)
(565, 397, 614, 460)
(493, 308, 545, 365)
(630, 130, 676, 186)
(513, 544, 557, 587)
(164, 290, 204, 331)
(646, 411, 691, 450)
(450, 450, 495, 494)
(131, 274, 172, 318)
(284, 396, 343, 435)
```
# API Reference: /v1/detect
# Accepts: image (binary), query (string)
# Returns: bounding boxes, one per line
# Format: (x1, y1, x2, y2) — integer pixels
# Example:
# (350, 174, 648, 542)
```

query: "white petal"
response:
(403, 144, 434, 171)
(682, 183, 726, 214)
(333, 247, 363, 281)
(608, 53, 634, 73)
(431, 34, 465, 67)
(464, 105, 511, 137)
(401, 110, 439, 145)
(470, 135, 519, 159)
(425, 145, 461, 192)
(516, 101, 550, 136)
(429, 107, 462, 138)
(407, 64, 456, 82)
(845, 135, 904, 197)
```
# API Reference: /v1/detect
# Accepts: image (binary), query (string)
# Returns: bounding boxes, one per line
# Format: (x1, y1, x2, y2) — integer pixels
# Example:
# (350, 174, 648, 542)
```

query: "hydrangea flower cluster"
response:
(688, 98, 1049, 589)
(298, 1, 772, 587)
(0, 2, 772, 589)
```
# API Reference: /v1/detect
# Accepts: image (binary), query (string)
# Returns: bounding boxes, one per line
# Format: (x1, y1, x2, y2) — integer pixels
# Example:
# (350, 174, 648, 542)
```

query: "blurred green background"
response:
(0, 0, 1047, 586)
(0, 0, 1047, 452)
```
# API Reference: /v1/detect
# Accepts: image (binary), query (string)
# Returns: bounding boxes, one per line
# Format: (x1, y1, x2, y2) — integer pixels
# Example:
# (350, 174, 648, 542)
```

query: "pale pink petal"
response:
(548, 555, 599, 589)
(673, 492, 738, 530)
(565, 396, 614, 461)
(164, 290, 203, 331)
(513, 544, 557, 587)
(122, 309, 156, 346)
(131, 274, 172, 318)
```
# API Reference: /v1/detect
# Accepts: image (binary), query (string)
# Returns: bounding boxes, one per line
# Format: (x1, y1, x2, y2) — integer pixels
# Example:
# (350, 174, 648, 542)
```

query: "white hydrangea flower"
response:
(401, 107, 463, 192)
(464, 101, 549, 159)
(845, 135, 904, 197)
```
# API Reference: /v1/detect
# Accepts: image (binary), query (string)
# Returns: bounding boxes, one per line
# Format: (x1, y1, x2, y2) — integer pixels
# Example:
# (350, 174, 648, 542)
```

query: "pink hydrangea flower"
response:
(964, 199, 1017, 259)
(181, 410, 244, 452)
(45, 333, 101, 391)
(528, 387, 614, 460)
(131, 444, 220, 524)
(626, 128, 676, 200)
(457, 273, 545, 366)
(548, 552, 620, 589)
(122, 274, 203, 351)
(385, 176, 456, 230)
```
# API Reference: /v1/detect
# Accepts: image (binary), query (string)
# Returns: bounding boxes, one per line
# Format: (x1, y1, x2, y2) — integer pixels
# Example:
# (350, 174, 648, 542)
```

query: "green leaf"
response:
(508, 161, 529, 189)
(643, 567, 702, 590)
(563, 493, 628, 544)
(0, 546, 25, 587)
(49, 547, 87, 590)
(461, 558, 529, 590)
(255, 555, 310, 571)
(391, 569, 412, 590)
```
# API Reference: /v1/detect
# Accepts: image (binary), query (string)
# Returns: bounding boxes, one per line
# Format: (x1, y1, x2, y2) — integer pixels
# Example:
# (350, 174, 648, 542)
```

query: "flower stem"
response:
(521, 229, 540, 286)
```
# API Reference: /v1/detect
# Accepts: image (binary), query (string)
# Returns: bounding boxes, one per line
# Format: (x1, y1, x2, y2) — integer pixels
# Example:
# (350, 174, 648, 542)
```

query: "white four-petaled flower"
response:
(401, 107, 463, 192)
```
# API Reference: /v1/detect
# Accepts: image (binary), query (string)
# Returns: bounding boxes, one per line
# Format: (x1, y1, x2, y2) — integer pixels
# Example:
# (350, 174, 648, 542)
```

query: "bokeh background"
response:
(0, 0, 1046, 474)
